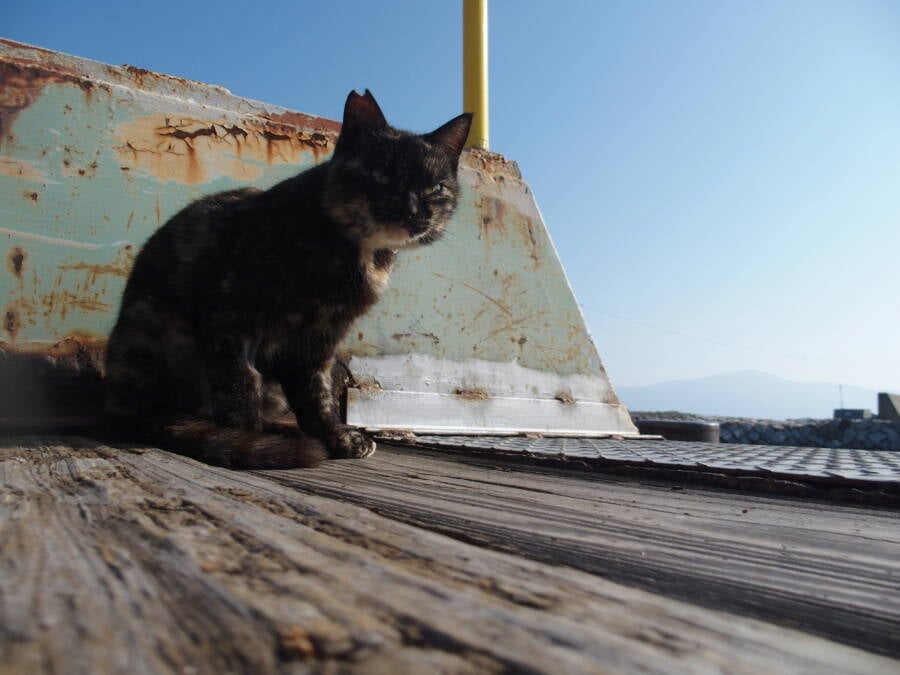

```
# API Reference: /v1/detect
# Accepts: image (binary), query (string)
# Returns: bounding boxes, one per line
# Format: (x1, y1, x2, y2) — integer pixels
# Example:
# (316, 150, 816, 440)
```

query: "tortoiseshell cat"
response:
(102, 90, 471, 468)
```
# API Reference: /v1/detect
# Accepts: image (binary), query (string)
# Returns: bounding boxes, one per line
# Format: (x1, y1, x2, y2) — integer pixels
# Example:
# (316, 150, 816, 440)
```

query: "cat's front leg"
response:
(206, 333, 264, 430)
(276, 356, 375, 459)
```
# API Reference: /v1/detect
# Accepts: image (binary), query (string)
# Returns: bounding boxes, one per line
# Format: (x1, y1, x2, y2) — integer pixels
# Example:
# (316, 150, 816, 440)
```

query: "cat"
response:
(101, 90, 472, 469)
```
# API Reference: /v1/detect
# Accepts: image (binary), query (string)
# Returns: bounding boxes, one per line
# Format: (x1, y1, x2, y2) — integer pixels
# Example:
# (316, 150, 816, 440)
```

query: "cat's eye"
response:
(371, 170, 391, 185)
(422, 183, 444, 197)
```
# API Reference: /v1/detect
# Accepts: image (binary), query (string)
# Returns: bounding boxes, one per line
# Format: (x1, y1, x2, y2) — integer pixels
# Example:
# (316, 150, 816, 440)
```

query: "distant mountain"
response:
(616, 370, 878, 420)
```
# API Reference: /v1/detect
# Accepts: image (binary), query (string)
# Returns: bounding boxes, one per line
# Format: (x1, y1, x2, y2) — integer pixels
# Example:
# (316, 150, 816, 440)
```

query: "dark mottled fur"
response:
(101, 91, 471, 469)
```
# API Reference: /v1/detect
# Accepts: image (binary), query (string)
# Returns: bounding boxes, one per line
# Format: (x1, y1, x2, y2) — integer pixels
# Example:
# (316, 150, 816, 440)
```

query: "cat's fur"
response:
(101, 90, 472, 469)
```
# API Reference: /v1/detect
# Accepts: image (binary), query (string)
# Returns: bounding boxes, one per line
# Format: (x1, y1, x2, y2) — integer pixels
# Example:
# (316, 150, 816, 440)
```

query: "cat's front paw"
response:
(329, 425, 376, 459)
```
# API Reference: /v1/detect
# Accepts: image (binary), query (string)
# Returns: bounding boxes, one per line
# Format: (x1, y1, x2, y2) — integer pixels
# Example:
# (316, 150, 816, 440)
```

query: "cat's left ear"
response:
(426, 113, 473, 162)
(343, 89, 388, 132)
(335, 89, 388, 155)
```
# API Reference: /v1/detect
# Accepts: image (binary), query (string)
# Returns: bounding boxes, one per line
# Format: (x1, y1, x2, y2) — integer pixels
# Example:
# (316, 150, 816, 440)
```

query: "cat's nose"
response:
(406, 192, 419, 218)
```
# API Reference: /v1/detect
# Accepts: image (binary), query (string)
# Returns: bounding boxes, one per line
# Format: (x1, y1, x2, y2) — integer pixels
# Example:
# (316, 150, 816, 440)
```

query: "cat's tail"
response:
(98, 415, 327, 469)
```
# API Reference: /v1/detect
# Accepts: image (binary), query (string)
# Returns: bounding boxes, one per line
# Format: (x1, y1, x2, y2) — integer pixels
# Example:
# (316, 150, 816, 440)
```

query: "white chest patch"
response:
(366, 260, 391, 295)
(360, 246, 394, 296)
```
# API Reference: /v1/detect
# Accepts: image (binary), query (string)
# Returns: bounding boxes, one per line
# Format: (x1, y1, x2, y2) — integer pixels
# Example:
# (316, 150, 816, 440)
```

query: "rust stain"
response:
(0, 330, 108, 375)
(4, 307, 20, 340)
(7, 247, 25, 278)
(57, 245, 135, 284)
(3, 246, 137, 327)
(461, 147, 523, 181)
(261, 128, 298, 164)
(0, 39, 61, 57)
(222, 124, 249, 141)
(0, 58, 107, 149)
(46, 331, 107, 365)
(554, 390, 576, 406)
(0, 157, 46, 181)
(60, 145, 101, 179)
(477, 193, 542, 274)
(35, 284, 112, 322)
(355, 379, 384, 395)
(22, 190, 39, 204)
(121, 64, 158, 84)
(0, 61, 40, 148)
(159, 124, 218, 142)
(479, 196, 508, 236)
(264, 109, 341, 135)
(454, 386, 490, 401)
(113, 114, 336, 185)
(185, 141, 202, 184)
(524, 217, 540, 266)
(391, 332, 440, 345)
(308, 133, 329, 162)
(119, 63, 210, 93)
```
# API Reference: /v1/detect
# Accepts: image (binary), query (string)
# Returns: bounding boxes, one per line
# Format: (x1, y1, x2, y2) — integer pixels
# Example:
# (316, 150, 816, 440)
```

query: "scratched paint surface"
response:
(0, 40, 624, 414)
(354, 152, 609, 381)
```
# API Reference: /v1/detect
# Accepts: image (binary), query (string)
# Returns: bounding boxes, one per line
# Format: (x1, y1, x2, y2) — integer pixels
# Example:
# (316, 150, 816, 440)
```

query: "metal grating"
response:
(400, 435, 900, 485)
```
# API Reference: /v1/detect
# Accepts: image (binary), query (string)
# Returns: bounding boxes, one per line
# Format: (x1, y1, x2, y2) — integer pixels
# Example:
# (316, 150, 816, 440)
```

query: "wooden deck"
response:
(2, 437, 899, 674)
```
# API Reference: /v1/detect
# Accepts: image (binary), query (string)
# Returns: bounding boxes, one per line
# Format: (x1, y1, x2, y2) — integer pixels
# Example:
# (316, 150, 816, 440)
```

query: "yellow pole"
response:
(463, 0, 488, 149)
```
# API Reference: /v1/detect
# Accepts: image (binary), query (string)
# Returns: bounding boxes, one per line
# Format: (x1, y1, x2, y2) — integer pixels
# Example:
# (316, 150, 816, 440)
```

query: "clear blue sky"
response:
(8, 1, 900, 393)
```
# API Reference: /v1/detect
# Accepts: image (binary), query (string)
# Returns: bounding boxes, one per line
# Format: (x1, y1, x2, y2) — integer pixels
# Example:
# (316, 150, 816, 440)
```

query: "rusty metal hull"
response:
(0, 39, 637, 436)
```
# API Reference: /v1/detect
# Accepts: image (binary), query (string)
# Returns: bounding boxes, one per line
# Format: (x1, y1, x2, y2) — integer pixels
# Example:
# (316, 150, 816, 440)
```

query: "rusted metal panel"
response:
(0, 39, 337, 353)
(0, 39, 637, 436)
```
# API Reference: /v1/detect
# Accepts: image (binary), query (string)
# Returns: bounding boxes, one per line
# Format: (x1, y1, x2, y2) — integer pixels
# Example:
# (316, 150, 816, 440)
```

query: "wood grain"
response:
(0, 438, 896, 674)
(262, 444, 900, 657)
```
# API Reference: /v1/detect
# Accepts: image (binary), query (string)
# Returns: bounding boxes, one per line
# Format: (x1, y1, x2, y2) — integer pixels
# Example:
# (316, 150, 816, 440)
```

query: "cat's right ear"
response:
(427, 113, 473, 162)
(335, 90, 388, 154)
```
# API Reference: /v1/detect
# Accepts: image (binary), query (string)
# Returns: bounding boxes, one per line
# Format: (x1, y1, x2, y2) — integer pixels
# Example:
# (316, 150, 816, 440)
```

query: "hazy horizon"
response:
(615, 368, 883, 419)
(616, 367, 892, 391)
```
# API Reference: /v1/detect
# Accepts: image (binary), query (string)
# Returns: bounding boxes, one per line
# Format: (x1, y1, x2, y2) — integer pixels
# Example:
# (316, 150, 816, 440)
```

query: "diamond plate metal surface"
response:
(405, 435, 900, 485)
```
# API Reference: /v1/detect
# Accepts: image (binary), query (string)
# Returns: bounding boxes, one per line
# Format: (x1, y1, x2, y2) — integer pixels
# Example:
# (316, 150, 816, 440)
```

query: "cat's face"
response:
(323, 90, 472, 250)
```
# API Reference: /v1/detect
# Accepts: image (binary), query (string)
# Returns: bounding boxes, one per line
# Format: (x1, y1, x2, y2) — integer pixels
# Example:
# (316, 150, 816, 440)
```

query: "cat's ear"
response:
(335, 90, 388, 155)
(343, 89, 388, 131)
(426, 113, 473, 161)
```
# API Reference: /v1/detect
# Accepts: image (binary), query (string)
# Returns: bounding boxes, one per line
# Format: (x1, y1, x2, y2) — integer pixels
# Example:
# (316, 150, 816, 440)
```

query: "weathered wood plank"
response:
(1, 438, 896, 674)
(261, 444, 900, 658)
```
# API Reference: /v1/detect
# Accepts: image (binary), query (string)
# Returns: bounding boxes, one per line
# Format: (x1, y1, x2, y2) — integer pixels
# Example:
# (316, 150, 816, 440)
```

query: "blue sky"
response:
(8, 1, 900, 393)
